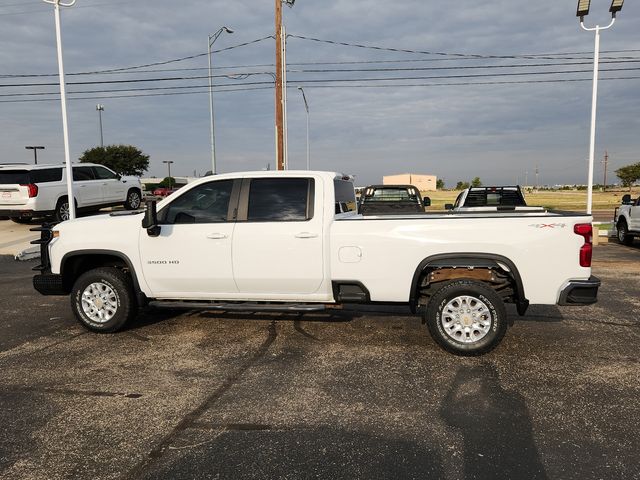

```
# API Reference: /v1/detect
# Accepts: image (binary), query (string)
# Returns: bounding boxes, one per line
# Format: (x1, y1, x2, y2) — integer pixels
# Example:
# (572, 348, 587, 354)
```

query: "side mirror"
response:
(622, 194, 632, 204)
(142, 200, 161, 237)
(445, 203, 454, 210)
(422, 197, 431, 207)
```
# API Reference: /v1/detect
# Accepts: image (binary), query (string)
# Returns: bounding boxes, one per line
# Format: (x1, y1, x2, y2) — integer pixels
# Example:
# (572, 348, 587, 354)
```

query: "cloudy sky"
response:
(1, 0, 639, 187)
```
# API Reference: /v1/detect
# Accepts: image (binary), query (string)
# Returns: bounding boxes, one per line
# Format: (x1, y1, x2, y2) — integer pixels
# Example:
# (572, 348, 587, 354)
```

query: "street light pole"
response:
(96, 104, 104, 147)
(163, 161, 174, 189)
(577, 0, 623, 214)
(208, 26, 233, 175)
(43, 0, 76, 220)
(297, 87, 310, 170)
(25, 146, 45, 165)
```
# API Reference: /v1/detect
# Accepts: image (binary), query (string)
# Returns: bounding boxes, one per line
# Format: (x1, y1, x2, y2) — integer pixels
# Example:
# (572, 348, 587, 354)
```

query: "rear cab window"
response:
(334, 178, 357, 214)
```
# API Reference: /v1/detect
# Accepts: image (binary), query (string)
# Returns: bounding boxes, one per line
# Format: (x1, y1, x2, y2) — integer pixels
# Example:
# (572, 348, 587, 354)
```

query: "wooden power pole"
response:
(275, 0, 285, 170)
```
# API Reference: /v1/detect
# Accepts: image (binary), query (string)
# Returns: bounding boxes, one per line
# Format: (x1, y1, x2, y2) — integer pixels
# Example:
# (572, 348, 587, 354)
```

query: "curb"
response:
(15, 245, 40, 262)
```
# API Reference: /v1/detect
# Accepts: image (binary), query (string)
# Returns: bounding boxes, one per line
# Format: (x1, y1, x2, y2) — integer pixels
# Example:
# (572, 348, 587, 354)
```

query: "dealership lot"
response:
(0, 243, 639, 480)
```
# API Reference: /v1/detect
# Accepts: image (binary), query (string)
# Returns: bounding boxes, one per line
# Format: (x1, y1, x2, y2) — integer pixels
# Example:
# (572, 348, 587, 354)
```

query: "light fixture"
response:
(609, 0, 624, 14)
(576, 0, 591, 17)
(222, 26, 234, 34)
(283, 0, 295, 6)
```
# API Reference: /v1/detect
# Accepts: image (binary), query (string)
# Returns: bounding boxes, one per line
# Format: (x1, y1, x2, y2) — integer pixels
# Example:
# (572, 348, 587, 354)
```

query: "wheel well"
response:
(61, 253, 135, 294)
(410, 255, 528, 316)
(617, 217, 627, 227)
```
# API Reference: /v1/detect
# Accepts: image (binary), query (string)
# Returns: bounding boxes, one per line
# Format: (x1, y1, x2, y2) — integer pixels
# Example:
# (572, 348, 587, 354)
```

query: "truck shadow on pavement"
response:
(439, 363, 548, 480)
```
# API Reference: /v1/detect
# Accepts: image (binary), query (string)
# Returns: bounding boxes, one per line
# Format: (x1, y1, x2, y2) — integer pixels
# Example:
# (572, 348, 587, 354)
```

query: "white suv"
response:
(0, 163, 143, 223)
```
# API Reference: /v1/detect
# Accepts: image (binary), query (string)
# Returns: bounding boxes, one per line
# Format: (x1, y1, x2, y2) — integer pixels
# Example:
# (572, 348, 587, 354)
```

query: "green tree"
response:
(615, 162, 640, 191)
(436, 178, 445, 190)
(79, 144, 150, 177)
(471, 177, 482, 188)
(158, 177, 176, 188)
(456, 181, 470, 190)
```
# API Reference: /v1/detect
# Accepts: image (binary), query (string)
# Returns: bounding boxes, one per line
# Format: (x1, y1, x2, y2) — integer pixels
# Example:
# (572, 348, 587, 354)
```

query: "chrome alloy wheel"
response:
(128, 191, 141, 209)
(59, 202, 70, 221)
(441, 295, 492, 344)
(81, 282, 118, 323)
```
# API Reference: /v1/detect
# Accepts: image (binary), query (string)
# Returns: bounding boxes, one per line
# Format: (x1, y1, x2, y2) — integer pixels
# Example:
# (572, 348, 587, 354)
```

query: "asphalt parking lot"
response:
(0, 242, 639, 480)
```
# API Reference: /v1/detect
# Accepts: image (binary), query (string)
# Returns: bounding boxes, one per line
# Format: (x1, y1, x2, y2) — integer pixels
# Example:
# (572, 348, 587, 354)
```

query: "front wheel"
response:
(124, 188, 142, 210)
(425, 279, 507, 356)
(70, 267, 137, 333)
(617, 220, 634, 246)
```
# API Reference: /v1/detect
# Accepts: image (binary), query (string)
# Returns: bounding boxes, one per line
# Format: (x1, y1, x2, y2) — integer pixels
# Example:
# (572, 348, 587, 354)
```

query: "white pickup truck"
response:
(614, 193, 640, 245)
(32, 170, 600, 355)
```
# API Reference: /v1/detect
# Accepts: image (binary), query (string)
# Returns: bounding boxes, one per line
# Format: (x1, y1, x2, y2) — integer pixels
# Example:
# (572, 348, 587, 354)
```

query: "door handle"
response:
(295, 232, 318, 239)
(206, 233, 228, 239)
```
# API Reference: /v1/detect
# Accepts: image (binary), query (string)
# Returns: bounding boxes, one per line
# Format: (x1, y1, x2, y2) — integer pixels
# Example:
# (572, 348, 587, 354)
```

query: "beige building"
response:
(383, 173, 437, 192)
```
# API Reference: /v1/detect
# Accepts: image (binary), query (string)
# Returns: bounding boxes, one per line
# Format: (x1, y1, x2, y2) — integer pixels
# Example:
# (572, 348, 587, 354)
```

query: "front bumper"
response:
(558, 276, 601, 305)
(33, 274, 68, 296)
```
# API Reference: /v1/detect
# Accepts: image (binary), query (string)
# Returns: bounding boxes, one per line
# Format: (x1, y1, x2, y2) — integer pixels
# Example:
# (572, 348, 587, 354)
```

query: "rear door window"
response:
(246, 178, 313, 221)
(73, 166, 95, 181)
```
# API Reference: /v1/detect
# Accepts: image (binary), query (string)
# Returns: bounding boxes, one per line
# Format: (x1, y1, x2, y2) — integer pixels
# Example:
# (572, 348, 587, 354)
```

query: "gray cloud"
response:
(1, 0, 638, 187)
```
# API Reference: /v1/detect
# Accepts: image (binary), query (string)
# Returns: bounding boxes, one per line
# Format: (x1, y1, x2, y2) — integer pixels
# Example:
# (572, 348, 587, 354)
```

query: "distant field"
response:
(423, 188, 638, 211)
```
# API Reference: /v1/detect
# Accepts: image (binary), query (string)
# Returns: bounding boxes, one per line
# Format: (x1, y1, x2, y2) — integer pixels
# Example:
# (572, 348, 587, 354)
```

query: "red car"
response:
(152, 187, 179, 197)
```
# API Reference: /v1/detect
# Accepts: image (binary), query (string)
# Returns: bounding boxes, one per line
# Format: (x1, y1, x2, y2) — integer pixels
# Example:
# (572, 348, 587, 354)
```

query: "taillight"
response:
(574, 223, 592, 267)
(20, 183, 39, 198)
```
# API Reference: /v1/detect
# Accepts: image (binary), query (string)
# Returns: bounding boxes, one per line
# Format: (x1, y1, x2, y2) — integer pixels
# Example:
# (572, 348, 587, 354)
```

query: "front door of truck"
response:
(232, 177, 324, 296)
(139, 179, 238, 297)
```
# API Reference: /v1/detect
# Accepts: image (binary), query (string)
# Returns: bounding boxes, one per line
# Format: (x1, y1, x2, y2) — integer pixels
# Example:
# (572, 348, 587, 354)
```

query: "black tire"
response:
(425, 279, 507, 356)
(124, 188, 142, 210)
(70, 267, 137, 333)
(617, 220, 634, 246)
(55, 197, 71, 222)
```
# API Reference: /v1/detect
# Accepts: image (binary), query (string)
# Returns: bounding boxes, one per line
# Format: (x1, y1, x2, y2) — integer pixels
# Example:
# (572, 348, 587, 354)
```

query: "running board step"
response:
(148, 301, 327, 312)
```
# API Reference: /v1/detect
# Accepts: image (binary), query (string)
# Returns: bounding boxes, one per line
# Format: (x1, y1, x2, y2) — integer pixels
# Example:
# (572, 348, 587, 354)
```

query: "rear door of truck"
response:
(232, 176, 324, 295)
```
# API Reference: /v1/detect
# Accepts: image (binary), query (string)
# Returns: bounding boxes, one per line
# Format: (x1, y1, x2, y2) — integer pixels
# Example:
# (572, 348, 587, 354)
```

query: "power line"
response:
(3, 57, 640, 79)
(1, 75, 639, 104)
(289, 34, 640, 61)
(4, 66, 640, 89)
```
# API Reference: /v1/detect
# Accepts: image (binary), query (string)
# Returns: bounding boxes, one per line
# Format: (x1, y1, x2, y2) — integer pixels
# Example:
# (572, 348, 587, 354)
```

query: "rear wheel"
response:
(70, 267, 137, 333)
(425, 279, 507, 356)
(617, 220, 634, 246)
(124, 188, 142, 210)
(55, 197, 71, 222)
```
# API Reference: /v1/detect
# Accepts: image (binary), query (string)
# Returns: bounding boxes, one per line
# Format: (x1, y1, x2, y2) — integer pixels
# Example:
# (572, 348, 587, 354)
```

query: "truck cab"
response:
(614, 193, 640, 245)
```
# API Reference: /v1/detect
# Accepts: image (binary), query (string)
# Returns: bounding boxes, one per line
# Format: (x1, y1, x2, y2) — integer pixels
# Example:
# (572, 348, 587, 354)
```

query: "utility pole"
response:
(96, 104, 104, 147)
(163, 160, 174, 189)
(535, 165, 539, 190)
(25, 146, 45, 164)
(275, 0, 285, 171)
(602, 150, 609, 191)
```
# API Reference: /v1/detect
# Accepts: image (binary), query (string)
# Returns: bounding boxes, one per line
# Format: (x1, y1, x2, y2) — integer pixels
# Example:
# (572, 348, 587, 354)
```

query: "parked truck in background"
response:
(358, 184, 430, 215)
(614, 193, 640, 245)
(445, 186, 538, 212)
(31, 170, 599, 356)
